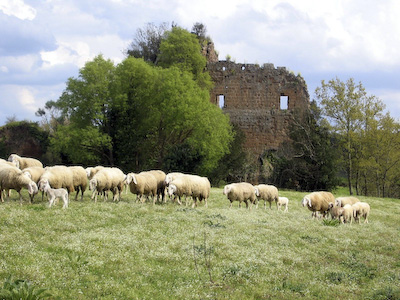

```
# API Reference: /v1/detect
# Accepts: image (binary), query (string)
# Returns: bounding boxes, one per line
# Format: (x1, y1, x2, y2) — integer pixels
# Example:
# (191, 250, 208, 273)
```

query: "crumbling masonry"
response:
(207, 60, 310, 159)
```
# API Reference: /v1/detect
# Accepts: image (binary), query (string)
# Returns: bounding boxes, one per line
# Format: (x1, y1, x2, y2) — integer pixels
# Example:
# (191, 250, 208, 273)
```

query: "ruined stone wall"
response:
(208, 61, 310, 158)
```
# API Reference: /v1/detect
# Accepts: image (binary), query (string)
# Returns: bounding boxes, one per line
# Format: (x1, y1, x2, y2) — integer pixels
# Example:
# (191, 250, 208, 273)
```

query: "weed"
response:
(322, 218, 341, 226)
(0, 276, 52, 300)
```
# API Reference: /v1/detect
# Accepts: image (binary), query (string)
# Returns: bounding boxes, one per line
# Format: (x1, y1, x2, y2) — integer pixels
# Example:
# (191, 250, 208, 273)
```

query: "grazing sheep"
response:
(328, 203, 344, 223)
(302, 191, 335, 218)
(0, 165, 38, 203)
(352, 202, 370, 224)
(223, 182, 256, 209)
(86, 166, 104, 179)
(42, 180, 69, 209)
(22, 166, 46, 202)
(277, 197, 289, 212)
(125, 172, 158, 203)
(8, 154, 43, 169)
(342, 204, 354, 224)
(69, 166, 88, 201)
(89, 167, 125, 202)
(38, 166, 75, 195)
(164, 172, 185, 186)
(143, 170, 166, 203)
(254, 184, 279, 209)
(167, 174, 210, 208)
(335, 196, 360, 207)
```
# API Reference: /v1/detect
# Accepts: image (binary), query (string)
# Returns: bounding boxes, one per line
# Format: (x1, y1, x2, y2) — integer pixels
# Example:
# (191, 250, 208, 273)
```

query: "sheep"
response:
(167, 174, 210, 208)
(22, 166, 46, 202)
(342, 204, 354, 224)
(89, 167, 125, 202)
(125, 172, 158, 204)
(0, 165, 38, 203)
(7, 154, 43, 169)
(86, 166, 104, 179)
(38, 166, 75, 195)
(42, 180, 68, 209)
(0, 158, 16, 167)
(69, 166, 88, 201)
(335, 196, 360, 207)
(254, 184, 279, 209)
(302, 191, 335, 218)
(143, 170, 166, 203)
(328, 202, 344, 223)
(223, 182, 256, 209)
(277, 197, 289, 212)
(352, 202, 370, 224)
(164, 172, 187, 204)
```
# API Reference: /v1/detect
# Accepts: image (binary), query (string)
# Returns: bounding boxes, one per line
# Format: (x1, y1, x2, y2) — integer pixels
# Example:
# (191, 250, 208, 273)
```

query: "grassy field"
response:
(0, 187, 399, 299)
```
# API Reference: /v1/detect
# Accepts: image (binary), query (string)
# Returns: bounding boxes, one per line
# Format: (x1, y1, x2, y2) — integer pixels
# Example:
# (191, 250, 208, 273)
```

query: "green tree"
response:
(270, 101, 339, 191)
(157, 26, 213, 90)
(315, 77, 369, 194)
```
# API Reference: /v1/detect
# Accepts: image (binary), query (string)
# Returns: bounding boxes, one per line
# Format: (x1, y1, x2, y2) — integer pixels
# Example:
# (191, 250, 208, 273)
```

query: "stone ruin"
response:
(207, 60, 310, 160)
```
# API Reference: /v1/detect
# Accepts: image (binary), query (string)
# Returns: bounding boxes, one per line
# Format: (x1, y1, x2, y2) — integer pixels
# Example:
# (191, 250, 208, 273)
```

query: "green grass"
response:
(0, 188, 399, 299)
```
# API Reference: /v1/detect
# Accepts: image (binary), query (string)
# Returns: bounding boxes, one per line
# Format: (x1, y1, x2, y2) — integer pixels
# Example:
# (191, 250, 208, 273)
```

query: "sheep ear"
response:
(132, 175, 138, 185)
(308, 198, 312, 207)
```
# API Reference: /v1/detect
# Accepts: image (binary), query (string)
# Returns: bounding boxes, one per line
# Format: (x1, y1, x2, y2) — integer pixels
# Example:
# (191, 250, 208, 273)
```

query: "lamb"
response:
(8, 154, 43, 169)
(335, 196, 360, 207)
(69, 166, 88, 201)
(0, 165, 38, 203)
(167, 174, 210, 208)
(22, 166, 46, 202)
(125, 172, 158, 204)
(277, 197, 289, 212)
(38, 166, 75, 195)
(254, 184, 279, 209)
(223, 182, 256, 209)
(42, 180, 69, 209)
(342, 204, 354, 224)
(328, 203, 344, 223)
(302, 191, 335, 218)
(89, 167, 125, 202)
(352, 202, 370, 224)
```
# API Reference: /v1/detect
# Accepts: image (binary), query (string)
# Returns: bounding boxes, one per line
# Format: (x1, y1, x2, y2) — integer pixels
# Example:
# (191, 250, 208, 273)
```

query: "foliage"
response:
(0, 188, 399, 299)
(270, 101, 339, 191)
(125, 22, 170, 64)
(0, 276, 52, 300)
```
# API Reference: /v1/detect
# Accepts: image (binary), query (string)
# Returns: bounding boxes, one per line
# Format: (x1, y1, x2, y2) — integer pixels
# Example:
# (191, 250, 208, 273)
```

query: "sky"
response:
(1, 0, 400, 125)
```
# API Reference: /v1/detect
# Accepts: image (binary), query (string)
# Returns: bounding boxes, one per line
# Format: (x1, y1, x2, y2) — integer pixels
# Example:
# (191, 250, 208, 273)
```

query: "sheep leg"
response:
(63, 195, 69, 209)
(229, 201, 233, 209)
(284, 204, 288, 212)
(49, 195, 55, 208)
(74, 188, 79, 201)
(245, 200, 249, 209)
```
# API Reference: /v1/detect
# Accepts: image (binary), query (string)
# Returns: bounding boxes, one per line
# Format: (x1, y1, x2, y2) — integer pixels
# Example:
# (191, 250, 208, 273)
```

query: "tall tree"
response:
(315, 77, 368, 194)
(125, 22, 169, 64)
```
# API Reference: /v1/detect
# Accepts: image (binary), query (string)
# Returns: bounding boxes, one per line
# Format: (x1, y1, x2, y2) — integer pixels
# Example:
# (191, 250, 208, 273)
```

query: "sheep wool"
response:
(0, 165, 38, 203)
(168, 174, 210, 208)
(223, 182, 256, 209)
(126, 172, 158, 203)
(302, 191, 335, 218)
(335, 196, 360, 207)
(8, 154, 43, 169)
(254, 184, 279, 209)
(352, 202, 370, 224)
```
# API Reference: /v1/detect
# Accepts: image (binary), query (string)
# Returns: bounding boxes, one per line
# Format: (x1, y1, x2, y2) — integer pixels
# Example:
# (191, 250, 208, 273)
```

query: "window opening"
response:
(280, 95, 289, 110)
(218, 95, 225, 108)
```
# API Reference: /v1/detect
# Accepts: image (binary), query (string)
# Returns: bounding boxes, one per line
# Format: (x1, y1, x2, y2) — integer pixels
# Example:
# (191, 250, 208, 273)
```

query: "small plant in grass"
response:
(322, 218, 341, 227)
(0, 276, 52, 300)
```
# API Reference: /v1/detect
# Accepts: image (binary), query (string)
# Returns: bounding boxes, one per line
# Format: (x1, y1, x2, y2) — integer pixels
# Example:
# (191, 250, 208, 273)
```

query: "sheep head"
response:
(38, 179, 48, 191)
(254, 187, 260, 197)
(167, 184, 177, 196)
(89, 178, 97, 191)
(27, 181, 38, 195)
(223, 185, 232, 195)
(302, 197, 311, 207)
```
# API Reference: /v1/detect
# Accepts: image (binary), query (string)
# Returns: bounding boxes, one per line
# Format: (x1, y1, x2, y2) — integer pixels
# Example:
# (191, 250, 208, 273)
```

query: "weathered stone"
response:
(208, 61, 309, 159)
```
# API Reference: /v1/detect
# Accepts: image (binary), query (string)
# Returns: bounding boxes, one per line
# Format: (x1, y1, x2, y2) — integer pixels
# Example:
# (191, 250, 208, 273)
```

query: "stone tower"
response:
(207, 60, 310, 159)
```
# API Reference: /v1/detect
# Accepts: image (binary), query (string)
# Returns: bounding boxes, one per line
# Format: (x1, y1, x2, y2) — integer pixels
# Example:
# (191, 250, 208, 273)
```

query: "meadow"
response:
(0, 188, 399, 299)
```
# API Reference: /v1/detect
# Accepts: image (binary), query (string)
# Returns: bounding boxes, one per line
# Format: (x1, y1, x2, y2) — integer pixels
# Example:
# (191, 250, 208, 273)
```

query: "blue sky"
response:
(1, 0, 399, 125)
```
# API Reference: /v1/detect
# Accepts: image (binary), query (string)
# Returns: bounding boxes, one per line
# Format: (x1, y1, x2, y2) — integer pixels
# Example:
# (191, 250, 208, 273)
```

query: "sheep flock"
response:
(0, 153, 372, 224)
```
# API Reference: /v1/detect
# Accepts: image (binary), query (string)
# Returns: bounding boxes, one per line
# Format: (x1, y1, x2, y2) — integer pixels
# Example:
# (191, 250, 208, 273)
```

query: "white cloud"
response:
(0, 0, 36, 20)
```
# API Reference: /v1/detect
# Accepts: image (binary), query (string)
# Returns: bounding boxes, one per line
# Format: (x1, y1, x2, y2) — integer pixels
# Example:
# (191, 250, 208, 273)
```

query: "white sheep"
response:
(125, 172, 158, 204)
(335, 196, 360, 207)
(352, 202, 370, 224)
(22, 166, 46, 202)
(302, 191, 335, 218)
(69, 166, 88, 201)
(254, 184, 279, 209)
(0, 165, 38, 203)
(89, 167, 125, 202)
(0, 158, 16, 167)
(167, 174, 210, 208)
(143, 170, 166, 203)
(164, 172, 188, 204)
(277, 197, 289, 212)
(38, 166, 75, 195)
(8, 154, 43, 169)
(85, 166, 104, 179)
(42, 180, 69, 209)
(223, 182, 256, 209)
(342, 204, 354, 224)
(328, 202, 344, 223)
